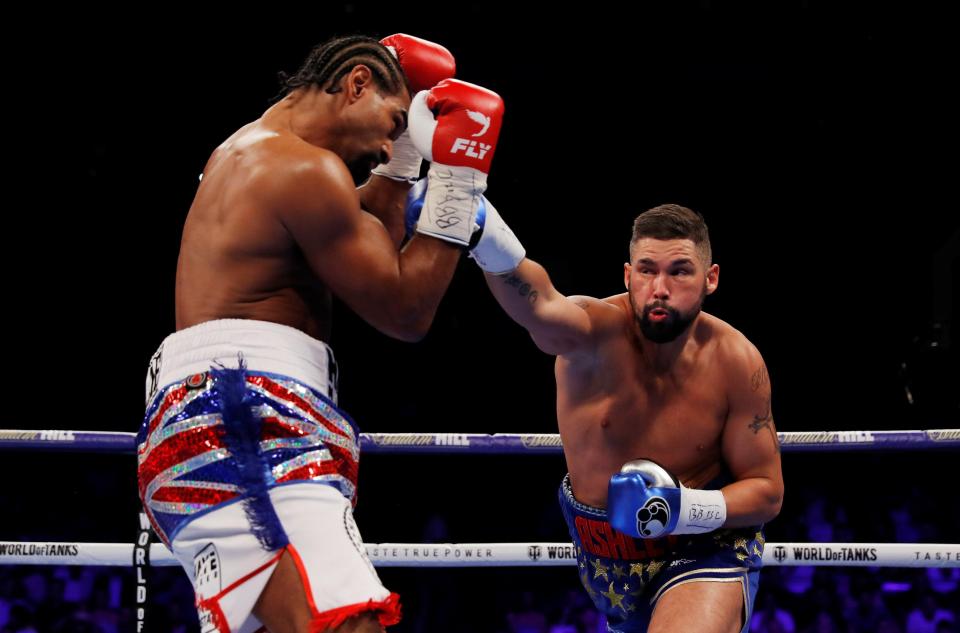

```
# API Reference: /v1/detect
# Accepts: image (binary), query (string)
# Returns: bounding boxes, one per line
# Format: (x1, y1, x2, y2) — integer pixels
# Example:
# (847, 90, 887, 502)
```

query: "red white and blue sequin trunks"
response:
(137, 319, 400, 633)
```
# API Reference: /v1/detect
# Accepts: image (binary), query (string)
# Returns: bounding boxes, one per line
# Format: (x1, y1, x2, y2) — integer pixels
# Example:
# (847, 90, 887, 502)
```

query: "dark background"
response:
(4, 2, 957, 432)
(1, 2, 957, 631)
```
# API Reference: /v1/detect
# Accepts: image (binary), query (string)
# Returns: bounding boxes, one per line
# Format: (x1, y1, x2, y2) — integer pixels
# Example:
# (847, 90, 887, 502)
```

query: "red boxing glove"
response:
(380, 33, 455, 93)
(410, 79, 504, 175)
(407, 79, 505, 246)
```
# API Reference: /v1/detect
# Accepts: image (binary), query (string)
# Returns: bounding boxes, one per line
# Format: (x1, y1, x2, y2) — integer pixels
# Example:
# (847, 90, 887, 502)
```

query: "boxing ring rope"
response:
(1, 427, 958, 570)
(1, 429, 959, 454)
(1, 541, 957, 568)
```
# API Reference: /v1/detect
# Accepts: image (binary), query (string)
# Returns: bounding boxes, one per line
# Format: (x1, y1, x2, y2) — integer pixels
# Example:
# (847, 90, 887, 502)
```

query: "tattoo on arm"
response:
(748, 397, 780, 453)
(499, 273, 538, 304)
(750, 364, 769, 392)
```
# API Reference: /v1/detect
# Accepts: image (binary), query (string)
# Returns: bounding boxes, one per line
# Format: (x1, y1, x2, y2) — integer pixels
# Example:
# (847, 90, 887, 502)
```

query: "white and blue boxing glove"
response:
(608, 459, 727, 539)
(406, 178, 525, 274)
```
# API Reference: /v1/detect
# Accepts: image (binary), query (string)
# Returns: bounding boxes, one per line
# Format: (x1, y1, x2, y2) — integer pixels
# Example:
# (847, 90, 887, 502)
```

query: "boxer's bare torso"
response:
(176, 118, 336, 340)
(557, 296, 776, 507)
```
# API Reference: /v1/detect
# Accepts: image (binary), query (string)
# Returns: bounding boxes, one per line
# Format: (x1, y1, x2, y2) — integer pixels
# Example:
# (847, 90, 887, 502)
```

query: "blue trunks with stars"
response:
(558, 473, 764, 633)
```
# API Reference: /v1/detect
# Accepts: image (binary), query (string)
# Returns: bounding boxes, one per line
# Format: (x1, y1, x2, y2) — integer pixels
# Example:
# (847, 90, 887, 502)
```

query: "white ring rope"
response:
(1, 541, 956, 568)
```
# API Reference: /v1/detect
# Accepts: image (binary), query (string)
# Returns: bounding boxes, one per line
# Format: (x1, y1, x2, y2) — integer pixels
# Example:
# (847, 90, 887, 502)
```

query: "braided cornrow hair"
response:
(278, 35, 407, 97)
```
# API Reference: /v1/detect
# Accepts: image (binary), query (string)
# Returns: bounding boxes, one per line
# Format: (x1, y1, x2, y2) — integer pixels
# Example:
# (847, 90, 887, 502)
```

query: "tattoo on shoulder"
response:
(574, 299, 590, 310)
(750, 364, 769, 392)
(500, 274, 538, 304)
(748, 397, 780, 453)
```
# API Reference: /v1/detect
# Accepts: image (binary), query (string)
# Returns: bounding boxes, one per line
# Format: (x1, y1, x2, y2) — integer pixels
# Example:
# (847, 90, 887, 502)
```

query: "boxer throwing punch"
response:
(430, 198, 785, 632)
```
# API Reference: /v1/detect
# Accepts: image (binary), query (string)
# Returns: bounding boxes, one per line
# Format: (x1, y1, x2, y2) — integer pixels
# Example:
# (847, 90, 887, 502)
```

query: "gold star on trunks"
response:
(626, 602, 637, 613)
(601, 582, 627, 612)
(623, 583, 631, 592)
(736, 551, 749, 561)
(629, 562, 646, 578)
(612, 564, 626, 580)
(734, 537, 748, 551)
(580, 572, 598, 599)
(592, 559, 610, 582)
(646, 560, 664, 577)
(755, 532, 765, 546)
(753, 544, 762, 557)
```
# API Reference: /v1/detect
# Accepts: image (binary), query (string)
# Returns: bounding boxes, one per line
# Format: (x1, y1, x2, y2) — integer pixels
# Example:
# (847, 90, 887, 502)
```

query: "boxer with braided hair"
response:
(137, 33, 501, 632)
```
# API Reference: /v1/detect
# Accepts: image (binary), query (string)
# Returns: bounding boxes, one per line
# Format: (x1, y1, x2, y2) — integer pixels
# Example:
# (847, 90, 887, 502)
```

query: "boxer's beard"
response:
(630, 282, 707, 344)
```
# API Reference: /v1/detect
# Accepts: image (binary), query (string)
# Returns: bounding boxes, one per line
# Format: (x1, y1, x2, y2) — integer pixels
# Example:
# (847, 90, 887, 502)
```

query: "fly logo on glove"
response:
(451, 138, 492, 159)
(449, 110, 492, 157)
(467, 110, 491, 136)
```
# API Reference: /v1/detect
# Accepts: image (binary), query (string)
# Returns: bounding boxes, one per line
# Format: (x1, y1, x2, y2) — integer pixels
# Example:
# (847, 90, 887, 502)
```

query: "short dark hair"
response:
(630, 204, 712, 266)
(278, 35, 408, 97)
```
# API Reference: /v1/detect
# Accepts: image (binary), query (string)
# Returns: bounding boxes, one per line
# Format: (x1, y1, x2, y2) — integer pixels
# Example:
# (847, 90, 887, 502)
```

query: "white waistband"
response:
(146, 319, 337, 405)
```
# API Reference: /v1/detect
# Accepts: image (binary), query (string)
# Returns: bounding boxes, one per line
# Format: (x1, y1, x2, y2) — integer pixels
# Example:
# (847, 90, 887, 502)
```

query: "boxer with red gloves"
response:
(139, 33, 502, 633)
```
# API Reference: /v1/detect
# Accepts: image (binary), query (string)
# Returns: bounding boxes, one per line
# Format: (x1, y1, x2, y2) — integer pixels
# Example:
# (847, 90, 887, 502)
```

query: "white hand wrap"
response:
(370, 130, 422, 183)
(675, 486, 727, 534)
(469, 196, 525, 274)
(414, 162, 487, 246)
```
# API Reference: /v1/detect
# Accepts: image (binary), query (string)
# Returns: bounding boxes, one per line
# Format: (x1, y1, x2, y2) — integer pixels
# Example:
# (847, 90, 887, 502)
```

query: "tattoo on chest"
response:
(748, 396, 780, 453)
(500, 273, 539, 304)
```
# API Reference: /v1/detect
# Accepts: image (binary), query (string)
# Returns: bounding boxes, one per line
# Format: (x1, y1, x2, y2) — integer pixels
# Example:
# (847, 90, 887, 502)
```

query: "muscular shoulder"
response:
(705, 314, 767, 390)
(568, 293, 631, 338)
(255, 138, 358, 223)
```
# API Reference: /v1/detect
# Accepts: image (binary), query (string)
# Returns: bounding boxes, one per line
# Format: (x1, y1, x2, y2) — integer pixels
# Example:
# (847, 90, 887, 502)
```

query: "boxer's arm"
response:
(278, 152, 460, 342)
(483, 259, 615, 356)
(719, 342, 784, 526)
(358, 176, 412, 248)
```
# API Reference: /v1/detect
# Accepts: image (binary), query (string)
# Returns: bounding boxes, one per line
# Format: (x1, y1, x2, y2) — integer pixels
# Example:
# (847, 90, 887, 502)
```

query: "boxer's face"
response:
(341, 73, 410, 185)
(624, 238, 718, 343)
